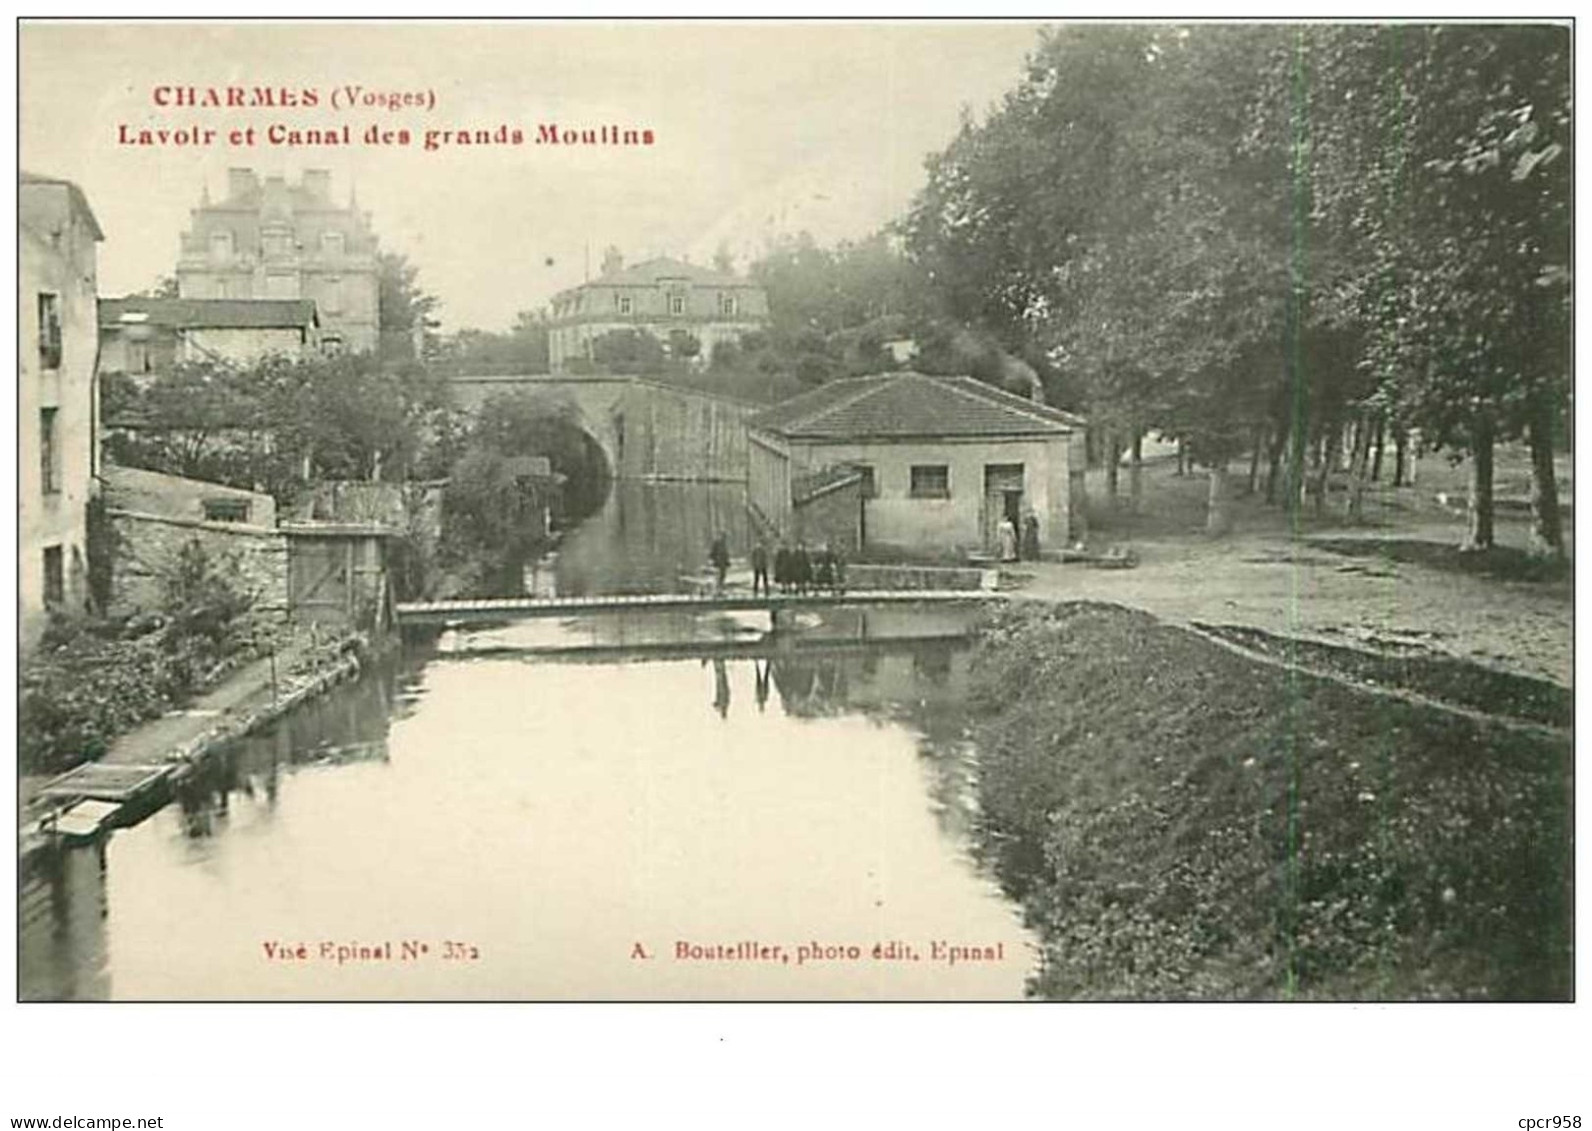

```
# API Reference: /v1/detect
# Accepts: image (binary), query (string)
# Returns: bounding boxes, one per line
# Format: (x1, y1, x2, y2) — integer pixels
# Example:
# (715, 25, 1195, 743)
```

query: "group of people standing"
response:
(746, 539, 845, 596)
(996, 513, 1044, 563)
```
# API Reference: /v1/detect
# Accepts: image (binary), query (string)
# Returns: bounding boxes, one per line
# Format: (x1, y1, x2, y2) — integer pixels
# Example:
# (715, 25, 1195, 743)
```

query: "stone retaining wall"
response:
(107, 508, 289, 617)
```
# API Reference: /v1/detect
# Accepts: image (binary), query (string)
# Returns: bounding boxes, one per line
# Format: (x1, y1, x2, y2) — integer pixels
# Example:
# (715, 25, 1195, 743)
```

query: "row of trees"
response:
(901, 24, 1569, 554)
(102, 354, 455, 505)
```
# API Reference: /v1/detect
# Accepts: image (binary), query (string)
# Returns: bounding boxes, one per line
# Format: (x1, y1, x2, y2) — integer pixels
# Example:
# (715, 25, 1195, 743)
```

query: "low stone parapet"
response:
(843, 564, 997, 591)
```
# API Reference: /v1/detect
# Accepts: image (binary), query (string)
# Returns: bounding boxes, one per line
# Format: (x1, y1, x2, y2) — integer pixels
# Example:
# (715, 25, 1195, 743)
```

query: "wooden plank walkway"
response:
(396, 589, 1005, 622)
(36, 762, 174, 802)
(435, 631, 973, 664)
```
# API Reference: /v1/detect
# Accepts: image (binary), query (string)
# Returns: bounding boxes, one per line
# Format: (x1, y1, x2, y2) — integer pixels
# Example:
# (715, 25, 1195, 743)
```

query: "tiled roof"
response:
(100, 296, 319, 330)
(750, 372, 1085, 440)
(20, 171, 105, 240)
(564, 256, 758, 293)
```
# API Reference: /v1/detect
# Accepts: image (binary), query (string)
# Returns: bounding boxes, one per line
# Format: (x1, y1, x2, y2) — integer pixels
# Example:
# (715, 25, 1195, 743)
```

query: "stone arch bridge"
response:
(447, 374, 753, 482)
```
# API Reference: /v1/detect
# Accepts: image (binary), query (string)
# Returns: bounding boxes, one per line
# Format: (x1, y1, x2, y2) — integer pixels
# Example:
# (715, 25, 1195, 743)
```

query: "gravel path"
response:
(1009, 529, 1571, 687)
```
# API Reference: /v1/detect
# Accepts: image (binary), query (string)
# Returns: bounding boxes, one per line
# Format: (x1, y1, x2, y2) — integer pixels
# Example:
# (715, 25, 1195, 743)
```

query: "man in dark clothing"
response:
(751, 540, 770, 596)
(793, 542, 812, 595)
(1022, 514, 1041, 562)
(814, 544, 835, 592)
(709, 532, 730, 593)
(774, 542, 792, 593)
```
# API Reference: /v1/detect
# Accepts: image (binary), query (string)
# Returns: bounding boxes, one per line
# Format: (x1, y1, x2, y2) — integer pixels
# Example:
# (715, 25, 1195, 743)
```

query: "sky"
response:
(20, 21, 1044, 332)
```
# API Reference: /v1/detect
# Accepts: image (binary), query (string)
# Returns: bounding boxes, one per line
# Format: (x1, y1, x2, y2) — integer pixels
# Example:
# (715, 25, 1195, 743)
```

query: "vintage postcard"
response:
(15, 19, 1572, 1014)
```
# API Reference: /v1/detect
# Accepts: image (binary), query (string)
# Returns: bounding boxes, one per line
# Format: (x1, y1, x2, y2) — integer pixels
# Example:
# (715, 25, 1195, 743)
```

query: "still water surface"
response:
(20, 485, 1034, 1000)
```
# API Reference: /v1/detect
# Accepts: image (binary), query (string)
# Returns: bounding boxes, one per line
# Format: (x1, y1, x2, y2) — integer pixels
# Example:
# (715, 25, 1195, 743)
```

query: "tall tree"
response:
(377, 251, 442, 361)
(1309, 24, 1570, 553)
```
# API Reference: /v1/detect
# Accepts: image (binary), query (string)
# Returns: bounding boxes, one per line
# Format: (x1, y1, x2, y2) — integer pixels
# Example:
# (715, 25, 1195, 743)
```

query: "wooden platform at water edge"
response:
(395, 589, 1008, 624)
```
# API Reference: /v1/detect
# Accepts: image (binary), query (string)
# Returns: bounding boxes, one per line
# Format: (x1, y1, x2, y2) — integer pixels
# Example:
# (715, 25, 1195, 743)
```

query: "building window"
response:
(617, 294, 633, 315)
(321, 230, 345, 257)
(720, 293, 737, 317)
(855, 464, 877, 499)
(209, 231, 233, 261)
(670, 294, 686, 316)
(214, 278, 231, 299)
(323, 276, 343, 314)
(38, 293, 62, 370)
(910, 464, 950, 499)
(40, 408, 60, 495)
(42, 545, 64, 607)
(323, 335, 344, 357)
(263, 232, 291, 258)
(203, 497, 251, 523)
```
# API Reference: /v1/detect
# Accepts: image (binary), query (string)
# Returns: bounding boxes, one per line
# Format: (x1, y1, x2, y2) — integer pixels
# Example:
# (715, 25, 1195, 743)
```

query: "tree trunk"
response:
(1310, 423, 1340, 518)
(1281, 411, 1310, 527)
(1370, 416, 1385, 481)
(1525, 393, 1565, 560)
(1344, 412, 1374, 521)
(1393, 427, 1408, 487)
(1128, 430, 1143, 514)
(1104, 431, 1121, 506)
(1206, 462, 1233, 537)
(1176, 439, 1187, 478)
(1265, 425, 1288, 504)
(1463, 413, 1495, 551)
(1246, 426, 1265, 496)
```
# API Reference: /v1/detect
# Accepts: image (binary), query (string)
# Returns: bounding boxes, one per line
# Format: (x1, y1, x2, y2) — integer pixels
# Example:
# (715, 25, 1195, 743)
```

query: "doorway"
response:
(983, 463, 1025, 552)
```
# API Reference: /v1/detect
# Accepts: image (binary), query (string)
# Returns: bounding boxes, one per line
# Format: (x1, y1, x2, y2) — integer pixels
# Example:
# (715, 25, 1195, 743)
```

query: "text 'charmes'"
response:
(122, 85, 656, 151)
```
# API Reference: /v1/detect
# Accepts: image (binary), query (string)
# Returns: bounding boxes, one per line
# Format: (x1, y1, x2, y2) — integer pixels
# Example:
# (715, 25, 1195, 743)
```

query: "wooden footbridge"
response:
(395, 589, 1006, 626)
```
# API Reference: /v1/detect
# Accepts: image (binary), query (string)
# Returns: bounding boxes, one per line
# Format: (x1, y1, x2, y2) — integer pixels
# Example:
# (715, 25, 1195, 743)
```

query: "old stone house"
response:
(175, 168, 379, 354)
(99, 296, 322, 375)
(19, 172, 103, 650)
(547, 252, 769, 373)
(749, 372, 1086, 557)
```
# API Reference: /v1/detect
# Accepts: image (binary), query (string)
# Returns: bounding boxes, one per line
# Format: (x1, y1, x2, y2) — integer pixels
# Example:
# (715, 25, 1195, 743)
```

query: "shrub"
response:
(19, 538, 260, 776)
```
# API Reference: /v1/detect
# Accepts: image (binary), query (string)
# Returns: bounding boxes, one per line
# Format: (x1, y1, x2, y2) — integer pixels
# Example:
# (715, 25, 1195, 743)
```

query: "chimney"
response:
(601, 246, 624, 276)
(226, 168, 259, 201)
(302, 169, 332, 199)
(262, 174, 288, 213)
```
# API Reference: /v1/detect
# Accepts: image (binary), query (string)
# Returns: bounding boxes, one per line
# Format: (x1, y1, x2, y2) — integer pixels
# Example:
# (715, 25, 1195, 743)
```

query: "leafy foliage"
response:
(901, 25, 1569, 543)
(377, 251, 442, 360)
(439, 391, 610, 594)
(101, 352, 453, 505)
(19, 541, 263, 776)
(432, 311, 552, 376)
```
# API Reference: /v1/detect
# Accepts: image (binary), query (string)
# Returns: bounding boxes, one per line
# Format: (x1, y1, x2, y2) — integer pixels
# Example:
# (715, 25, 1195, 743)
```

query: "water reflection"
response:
(544, 480, 750, 596)
(20, 632, 1032, 1001)
(19, 841, 110, 1002)
(20, 482, 1032, 1001)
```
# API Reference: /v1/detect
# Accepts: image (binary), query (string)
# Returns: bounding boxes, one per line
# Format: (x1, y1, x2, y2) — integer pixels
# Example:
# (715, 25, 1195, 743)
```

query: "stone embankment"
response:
(19, 633, 369, 867)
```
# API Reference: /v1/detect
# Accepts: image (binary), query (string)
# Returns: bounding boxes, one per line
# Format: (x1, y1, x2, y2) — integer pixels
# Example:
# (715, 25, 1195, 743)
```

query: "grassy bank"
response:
(968, 602, 1572, 1000)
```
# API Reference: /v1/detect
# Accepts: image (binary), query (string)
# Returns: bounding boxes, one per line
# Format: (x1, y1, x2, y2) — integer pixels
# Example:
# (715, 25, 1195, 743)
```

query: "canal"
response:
(20, 483, 1035, 1001)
